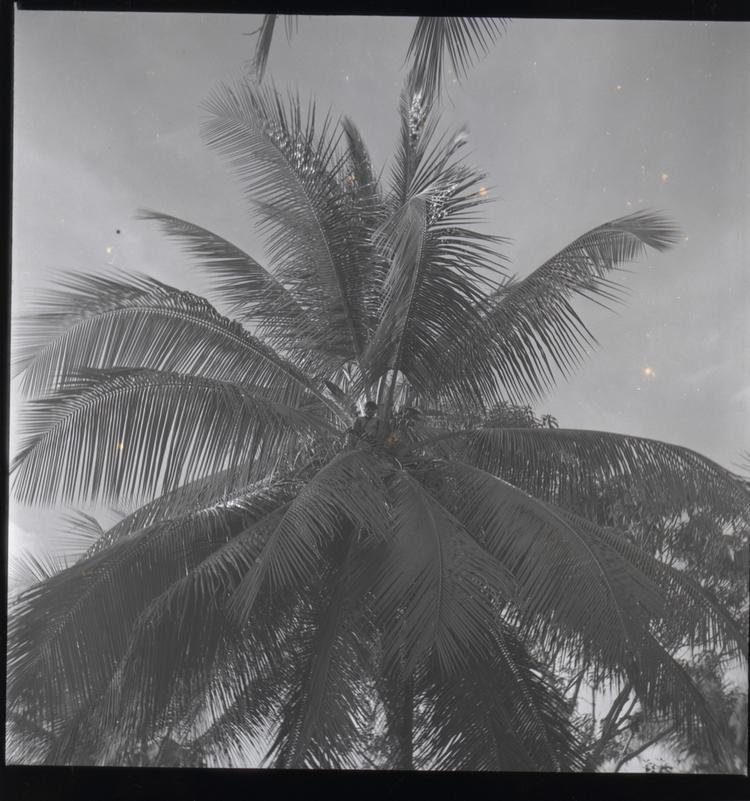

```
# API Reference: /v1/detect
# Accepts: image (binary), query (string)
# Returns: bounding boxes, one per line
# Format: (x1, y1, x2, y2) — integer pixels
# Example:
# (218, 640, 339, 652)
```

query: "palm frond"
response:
(178, 647, 279, 767)
(55, 511, 105, 557)
(341, 116, 384, 217)
(7, 492, 285, 735)
(135, 210, 311, 349)
(593, 525, 747, 660)
(406, 17, 508, 105)
(248, 14, 299, 81)
(6, 711, 57, 764)
(365, 83, 506, 397)
(202, 82, 375, 363)
(105, 505, 292, 745)
(84, 470, 299, 558)
(228, 449, 391, 623)
(438, 211, 682, 406)
(12, 271, 341, 416)
(251, 14, 277, 80)
(371, 470, 515, 677)
(340, 116, 389, 341)
(436, 426, 750, 521)
(418, 459, 664, 670)
(8, 547, 71, 594)
(266, 535, 373, 768)
(414, 623, 582, 770)
(427, 458, 736, 748)
(12, 368, 332, 505)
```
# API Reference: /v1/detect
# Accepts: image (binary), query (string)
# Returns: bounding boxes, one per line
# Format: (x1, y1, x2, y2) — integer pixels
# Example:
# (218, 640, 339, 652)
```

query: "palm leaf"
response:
(593, 525, 747, 660)
(135, 210, 310, 347)
(364, 82, 506, 400)
(406, 17, 508, 105)
(228, 449, 391, 623)
(248, 14, 299, 81)
(428, 458, 735, 748)
(83, 471, 299, 558)
(250, 14, 277, 80)
(8, 547, 71, 594)
(266, 535, 373, 769)
(420, 459, 664, 668)
(435, 426, 750, 521)
(12, 368, 332, 505)
(179, 649, 279, 767)
(7, 504, 262, 735)
(49, 511, 106, 559)
(202, 82, 374, 363)
(6, 711, 57, 764)
(370, 470, 515, 677)
(414, 623, 582, 770)
(106, 504, 293, 746)
(12, 271, 341, 416)
(439, 211, 682, 406)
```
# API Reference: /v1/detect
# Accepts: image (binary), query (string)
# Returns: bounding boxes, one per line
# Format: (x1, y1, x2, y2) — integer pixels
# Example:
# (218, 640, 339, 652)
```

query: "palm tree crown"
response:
(8, 66, 749, 770)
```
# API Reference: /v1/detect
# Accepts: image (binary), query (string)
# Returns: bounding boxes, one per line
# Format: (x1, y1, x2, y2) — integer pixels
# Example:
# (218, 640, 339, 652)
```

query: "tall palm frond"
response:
(228, 449, 391, 623)
(8, 547, 70, 592)
(84, 470, 299, 558)
(56, 511, 106, 556)
(406, 17, 508, 105)
(250, 15, 507, 108)
(202, 82, 375, 366)
(364, 81, 507, 406)
(100, 505, 292, 749)
(249, 14, 299, 80)
(250, 14, 277, 80)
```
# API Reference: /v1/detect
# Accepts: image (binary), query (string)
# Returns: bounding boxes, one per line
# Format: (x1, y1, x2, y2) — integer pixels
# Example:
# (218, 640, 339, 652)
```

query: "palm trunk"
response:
(392, 671, 414, 770)
(382, 676, 414, 769)
(380, 641, 415, 770)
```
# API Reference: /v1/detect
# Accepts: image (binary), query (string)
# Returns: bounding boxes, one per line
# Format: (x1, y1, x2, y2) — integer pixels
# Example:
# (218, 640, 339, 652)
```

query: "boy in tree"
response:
(350, 401, 386, 450)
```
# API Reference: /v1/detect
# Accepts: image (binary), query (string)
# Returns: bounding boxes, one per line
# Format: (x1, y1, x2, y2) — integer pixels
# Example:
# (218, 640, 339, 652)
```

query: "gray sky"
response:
(10, 13, 750, 555)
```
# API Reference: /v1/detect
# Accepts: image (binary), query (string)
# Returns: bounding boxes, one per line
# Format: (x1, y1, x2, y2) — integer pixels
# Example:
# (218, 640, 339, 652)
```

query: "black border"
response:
(11, 0, 750, 21)
(3, 765, 750, 800)
(3, 0, 749, 799)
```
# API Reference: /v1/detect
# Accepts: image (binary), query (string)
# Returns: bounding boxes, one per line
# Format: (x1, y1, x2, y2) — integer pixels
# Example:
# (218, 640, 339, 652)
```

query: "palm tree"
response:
(8, 71, 749, 769)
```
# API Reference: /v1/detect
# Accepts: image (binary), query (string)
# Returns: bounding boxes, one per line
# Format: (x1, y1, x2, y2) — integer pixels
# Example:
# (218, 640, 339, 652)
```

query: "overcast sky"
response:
(10, 12, 750, 557)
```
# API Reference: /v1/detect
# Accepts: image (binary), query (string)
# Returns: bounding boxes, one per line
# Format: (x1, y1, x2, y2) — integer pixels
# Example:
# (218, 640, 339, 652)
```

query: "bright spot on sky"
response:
(478, 186, 488, 196)
(642, 367, 655, 378)
(105, 245, 113, 254)
(660, 172, 669, 183)
(616, 84, 622, 90)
